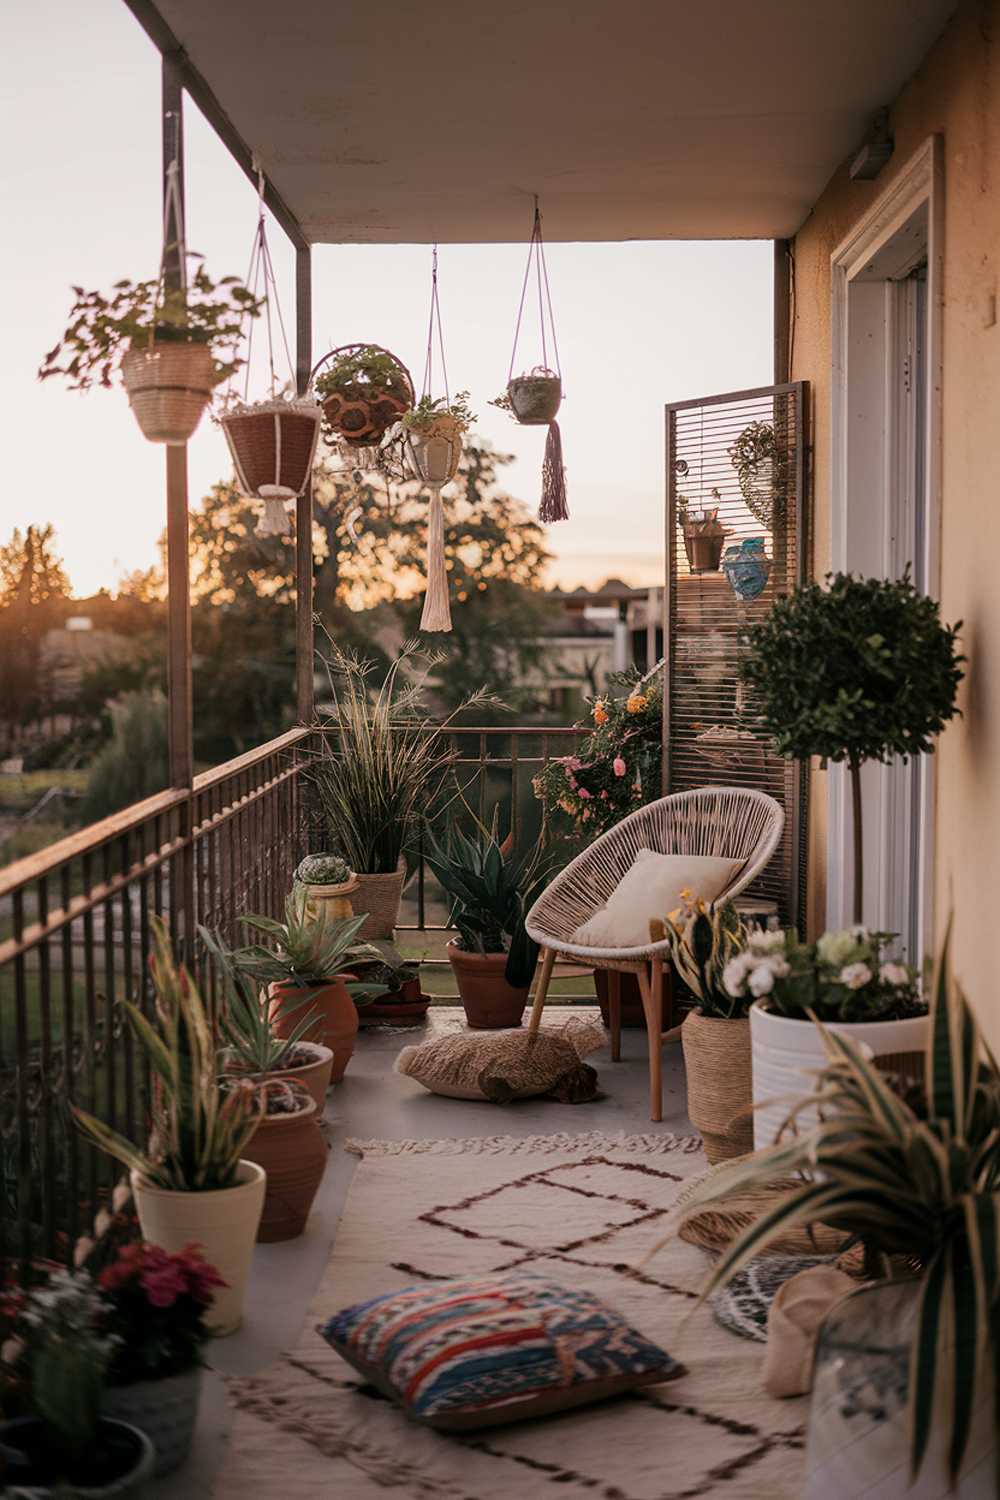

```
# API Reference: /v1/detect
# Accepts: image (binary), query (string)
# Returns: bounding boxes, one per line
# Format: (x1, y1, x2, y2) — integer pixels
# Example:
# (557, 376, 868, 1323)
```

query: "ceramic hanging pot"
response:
(405, 413, 463, 486)
(508, 370, 562, 425)
(722, 538, 772, 600)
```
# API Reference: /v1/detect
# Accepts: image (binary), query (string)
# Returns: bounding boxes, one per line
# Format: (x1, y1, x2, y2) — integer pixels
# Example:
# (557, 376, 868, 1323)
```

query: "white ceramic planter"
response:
(750, 1004, 928, 1148)
(130, 1160, 266, 1335)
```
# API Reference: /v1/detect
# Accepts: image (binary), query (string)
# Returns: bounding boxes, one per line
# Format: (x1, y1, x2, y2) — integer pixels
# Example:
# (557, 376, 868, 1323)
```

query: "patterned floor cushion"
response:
(319, 1272, 685, 1430)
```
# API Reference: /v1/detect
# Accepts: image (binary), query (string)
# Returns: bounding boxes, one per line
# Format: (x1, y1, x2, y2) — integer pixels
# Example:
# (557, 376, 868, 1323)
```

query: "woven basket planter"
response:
(121, 340, 215, 445)
(405, 413, 463, 486)
(508, 372, 562, 425)
(352, 868, 406, 940)
(220, 399, 320, 500)
(681, 1010, 753, 1164)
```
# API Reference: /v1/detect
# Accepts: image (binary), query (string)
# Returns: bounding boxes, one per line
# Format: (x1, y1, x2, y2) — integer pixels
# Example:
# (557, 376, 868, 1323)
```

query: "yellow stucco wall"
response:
(791, 0, 1000, 1044)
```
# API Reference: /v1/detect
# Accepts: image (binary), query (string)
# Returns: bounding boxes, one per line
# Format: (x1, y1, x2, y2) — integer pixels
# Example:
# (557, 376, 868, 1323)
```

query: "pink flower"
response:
(600, 790, 608, 799)
(141, 1262, 189, 1309)
(578, 788, 591, 800)
(613, 757, 626, 777)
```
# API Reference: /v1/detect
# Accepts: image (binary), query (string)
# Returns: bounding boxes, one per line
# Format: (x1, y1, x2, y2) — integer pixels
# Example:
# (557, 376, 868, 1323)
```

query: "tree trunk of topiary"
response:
(849, 755, 864, 925)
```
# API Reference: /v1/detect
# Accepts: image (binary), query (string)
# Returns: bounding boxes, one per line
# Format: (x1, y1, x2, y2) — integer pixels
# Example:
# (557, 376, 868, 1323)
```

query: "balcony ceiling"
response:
(146, 0, 956, 243)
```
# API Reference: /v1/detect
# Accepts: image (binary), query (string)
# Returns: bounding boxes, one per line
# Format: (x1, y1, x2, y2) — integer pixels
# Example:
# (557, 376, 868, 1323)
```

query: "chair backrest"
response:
(527, 787, 785, 947)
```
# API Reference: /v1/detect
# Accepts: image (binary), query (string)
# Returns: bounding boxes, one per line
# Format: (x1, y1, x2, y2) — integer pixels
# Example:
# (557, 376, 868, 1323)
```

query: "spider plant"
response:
(310, 636, 496, 875)
(72, 917, 263, 1191)
(670, 925, 1000, 1486)
(199, 925, 320, 1074)
(229, 885, 381, 997)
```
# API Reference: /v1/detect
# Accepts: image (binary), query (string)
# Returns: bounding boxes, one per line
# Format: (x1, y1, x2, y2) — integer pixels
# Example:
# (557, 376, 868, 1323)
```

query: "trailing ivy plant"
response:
(738, 571, 963, 920)
(38, 262, 262, 391)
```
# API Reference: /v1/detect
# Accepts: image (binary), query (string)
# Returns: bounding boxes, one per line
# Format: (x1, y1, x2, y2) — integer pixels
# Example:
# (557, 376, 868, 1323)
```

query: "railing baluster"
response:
(60, 863, 79, 1258)
(120, 832, 136, 1146)
(81, 852, 97, 1226)
(13, 889, 31, 1265)
(37, 875, 54, 1257)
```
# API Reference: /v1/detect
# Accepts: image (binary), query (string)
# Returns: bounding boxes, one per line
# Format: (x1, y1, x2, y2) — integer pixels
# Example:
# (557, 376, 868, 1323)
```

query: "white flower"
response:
(748, 964, 775, 997)
(723, 954, 752, 997)
(749, 929, 787, 955)
(767, 956, 791, 980)
(880, 962, 910, 988)
(818, 929, 864, 968)
(112, 1180, 131, 1213)
(1, 1336, 25, 1367)
(840, 962, 873, 990)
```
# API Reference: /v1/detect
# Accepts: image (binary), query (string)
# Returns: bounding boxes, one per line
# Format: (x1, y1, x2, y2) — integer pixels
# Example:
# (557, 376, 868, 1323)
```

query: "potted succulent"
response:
(677, 931, 997, 1497)
(200, 925, 334, 1109)
(0, 1270, 155, 1497)
(310, 640, 493, 938)
(294, 852, 359, 922)
(723, 924, 928, 1148)
(739, 570, 964, 920)
(354, 943, 430, 1025)
(313, 343, 414, 448)
(424, 816, 553, 1029)
(239, 1080, 327, 1244)
(72, 917, 265, 1336)
(678, 495, 727, 574)
(98, 1242, 222, 1477)
(230, 887, 381, 1081)
(402, 391, 476, 487)
(656, 894, 753, 1163)
(38, 264, 260, 445)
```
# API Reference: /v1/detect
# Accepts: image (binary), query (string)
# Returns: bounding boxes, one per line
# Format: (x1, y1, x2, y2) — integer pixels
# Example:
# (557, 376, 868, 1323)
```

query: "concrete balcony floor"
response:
(156, 1005, 694, 1499)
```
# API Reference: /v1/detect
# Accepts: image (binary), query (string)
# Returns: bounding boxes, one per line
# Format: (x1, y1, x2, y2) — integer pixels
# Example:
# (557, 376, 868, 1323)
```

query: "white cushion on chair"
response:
(572, 848, 741, 950)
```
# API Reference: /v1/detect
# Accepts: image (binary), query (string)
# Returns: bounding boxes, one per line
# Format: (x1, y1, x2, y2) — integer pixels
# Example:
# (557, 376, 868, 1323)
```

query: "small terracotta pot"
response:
(271, 978, 358, 1082)
(446, 940, 528, 1029)
(361, 994, 432, 1025)
(222, 1040, 334, 1112)
(300, 875, 359, 924)
(683, 527, 726, 573)
(243, 1095, 328, 1243)
(682, 1010, 753, 1164)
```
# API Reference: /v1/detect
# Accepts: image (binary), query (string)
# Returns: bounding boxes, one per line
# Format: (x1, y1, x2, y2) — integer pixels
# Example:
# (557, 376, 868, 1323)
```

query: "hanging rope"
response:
(149, 114, 186, 347)
(421, 245, 450, 406)
(416, 244, 454, 633)
(509, 198, 568, 524)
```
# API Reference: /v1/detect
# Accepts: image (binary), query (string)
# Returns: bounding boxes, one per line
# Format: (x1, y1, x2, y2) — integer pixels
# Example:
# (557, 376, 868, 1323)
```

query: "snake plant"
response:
(671, 924, 1000, 1486)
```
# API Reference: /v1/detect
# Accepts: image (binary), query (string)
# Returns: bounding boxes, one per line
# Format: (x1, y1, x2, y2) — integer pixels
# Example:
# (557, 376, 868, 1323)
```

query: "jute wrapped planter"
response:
(681, 1011, 753, 1164)
(121, 340, 215, 444)
(352, 869, 405, 939)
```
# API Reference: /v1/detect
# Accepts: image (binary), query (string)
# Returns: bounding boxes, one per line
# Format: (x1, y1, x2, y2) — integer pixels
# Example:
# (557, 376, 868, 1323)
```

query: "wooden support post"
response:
(773, 239, 791, 385)
(295, 245, 314, 725)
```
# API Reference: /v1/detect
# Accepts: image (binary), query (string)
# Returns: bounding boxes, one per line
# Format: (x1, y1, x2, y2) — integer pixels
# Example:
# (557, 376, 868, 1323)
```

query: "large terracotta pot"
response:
(271, 978, 358, 1082)
(222, 1040, 334, 1112)
(352, 868, 405, 939)
(681, 1010, 753, 1163)
(243, 1095, 328, 1243)
(446, 940, 529, 1029)
(130, 1160, 265, 1335)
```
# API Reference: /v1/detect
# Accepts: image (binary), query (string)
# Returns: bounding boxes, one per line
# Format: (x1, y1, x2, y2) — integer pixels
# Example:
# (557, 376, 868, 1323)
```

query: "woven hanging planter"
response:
(220, 397, 321, 535)
(121, 339, 215, 445)
(313, 344, 414, 447)
(405, 412, 463, 488)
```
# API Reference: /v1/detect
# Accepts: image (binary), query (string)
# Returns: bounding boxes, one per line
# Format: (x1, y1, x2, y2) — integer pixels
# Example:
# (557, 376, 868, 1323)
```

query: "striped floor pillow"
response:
(319, 1272, 685, 1431)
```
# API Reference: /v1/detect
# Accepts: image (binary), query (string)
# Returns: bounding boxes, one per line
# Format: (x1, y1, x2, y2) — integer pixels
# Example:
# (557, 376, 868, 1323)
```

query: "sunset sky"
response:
(3, 0, 773, 600)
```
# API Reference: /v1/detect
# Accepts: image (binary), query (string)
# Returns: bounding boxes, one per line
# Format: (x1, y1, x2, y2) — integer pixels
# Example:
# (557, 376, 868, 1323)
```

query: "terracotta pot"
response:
(594, 969, 647, 1028)
(360, 994, 432, 1025)
(271, 979, 358, 1082)
(446, 940, 528, 1029)
(683, 527, 726, 573)
(300, 875, 359, 924)
(121, 340, 215, 445)
(681, 1010, 753, 1163)
(243, 1094, 327, 1243)
(352, 868, 405, 939)
(222, 1040, 334, 1112)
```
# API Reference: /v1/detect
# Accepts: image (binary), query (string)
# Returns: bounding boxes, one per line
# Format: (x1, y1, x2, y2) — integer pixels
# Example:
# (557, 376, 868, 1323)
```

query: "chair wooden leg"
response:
(527, 947, 556, 1038)
(637, 961, 663, 1122)
(608, 969, 622, 1061)
(661, 962, 684, 1042)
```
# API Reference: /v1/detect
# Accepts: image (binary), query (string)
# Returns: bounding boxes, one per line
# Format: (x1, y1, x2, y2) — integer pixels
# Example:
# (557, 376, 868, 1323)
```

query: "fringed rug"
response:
(215, 1132, 806, 1499)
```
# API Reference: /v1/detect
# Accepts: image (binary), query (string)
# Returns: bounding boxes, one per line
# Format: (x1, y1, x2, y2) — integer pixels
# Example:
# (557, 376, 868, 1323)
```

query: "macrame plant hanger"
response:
(222, 162, 319, 537)
(415, 245, 455, 633)
(509, 198, 568, 523)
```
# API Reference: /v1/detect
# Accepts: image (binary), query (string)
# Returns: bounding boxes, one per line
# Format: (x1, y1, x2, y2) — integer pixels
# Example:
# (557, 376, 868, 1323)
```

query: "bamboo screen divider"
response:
(664, 382, 810, 928)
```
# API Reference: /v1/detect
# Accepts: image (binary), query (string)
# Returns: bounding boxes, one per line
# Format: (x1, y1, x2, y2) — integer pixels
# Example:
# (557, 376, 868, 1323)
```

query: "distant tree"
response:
(79, 690, 168, 822)
(0, 524, 72, 736)
(0, 525, 71, 607)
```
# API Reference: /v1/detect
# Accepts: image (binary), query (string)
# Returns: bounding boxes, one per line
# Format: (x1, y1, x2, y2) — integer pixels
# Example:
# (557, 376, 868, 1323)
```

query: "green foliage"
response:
(402, 390, 476, 432)
(199, 925, 320, 1073)
(231, 885, 380, 992)
(38, 262, 262, 391)
(724, 924, 925, 1024)
(21, 1271, 117, 1469)
(532, 668, 663, 837)
(424, 812, 555, 988)
(738, 571, 964, 768)
(79, 690, 168, 823)
(72, 917, 263, 1191)
(677, 927, 1000, 1487)
(311, 639, 495, 874)
(661, 895, 750, 1019)
(314, 346, 411, 404)
(294, 852, 352, 886)
(0, 525, 72, 737)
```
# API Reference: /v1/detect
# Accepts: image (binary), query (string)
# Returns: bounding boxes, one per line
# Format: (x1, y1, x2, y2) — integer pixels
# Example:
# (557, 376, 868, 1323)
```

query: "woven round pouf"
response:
(681, 1010, 753, 1164)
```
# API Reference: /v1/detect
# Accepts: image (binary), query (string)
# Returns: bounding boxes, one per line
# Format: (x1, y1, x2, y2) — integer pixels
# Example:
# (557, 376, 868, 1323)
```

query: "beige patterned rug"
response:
(216, 1131, 806, 1499)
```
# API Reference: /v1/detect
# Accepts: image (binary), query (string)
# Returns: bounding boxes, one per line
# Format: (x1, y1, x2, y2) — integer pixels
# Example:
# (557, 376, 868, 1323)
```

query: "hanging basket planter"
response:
(220, 397, 321, 535)
(313, 344, 414, 447)
(121, 340, 217, 445)
(507, 368, 563, 425)
(405, 412, 464, 487)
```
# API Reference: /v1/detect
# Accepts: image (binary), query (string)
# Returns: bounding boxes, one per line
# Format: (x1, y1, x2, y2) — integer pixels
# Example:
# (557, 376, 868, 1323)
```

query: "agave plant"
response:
(424, 812, 555, 989)
(655, 894, 750, 1018)
(671, 926, 1000, 1485)
(72, 917, 263, 1192)
(230, 885, 381, 997)
(199, 925, 320, 1074)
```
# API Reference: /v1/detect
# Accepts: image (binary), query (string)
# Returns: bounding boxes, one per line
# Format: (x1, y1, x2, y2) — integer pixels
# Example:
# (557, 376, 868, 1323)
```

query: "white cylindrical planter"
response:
(131, 1160, 266, 1335)
(750, 1004, 928, 1148)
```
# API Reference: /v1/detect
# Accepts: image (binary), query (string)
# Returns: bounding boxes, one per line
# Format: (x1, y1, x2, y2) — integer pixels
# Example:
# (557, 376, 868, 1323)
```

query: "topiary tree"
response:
(738, 571, 964, 921)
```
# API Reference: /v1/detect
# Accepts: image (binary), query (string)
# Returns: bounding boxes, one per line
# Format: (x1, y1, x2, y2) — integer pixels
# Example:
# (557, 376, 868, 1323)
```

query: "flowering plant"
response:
(532, 669, 662, 839)
(723, 925, 925, 1024)
(98, 1241, 223, 1384)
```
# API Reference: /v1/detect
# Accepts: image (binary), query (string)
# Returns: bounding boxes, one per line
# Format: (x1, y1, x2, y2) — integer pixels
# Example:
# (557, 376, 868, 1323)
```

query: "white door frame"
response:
(827, 135, 943, 956)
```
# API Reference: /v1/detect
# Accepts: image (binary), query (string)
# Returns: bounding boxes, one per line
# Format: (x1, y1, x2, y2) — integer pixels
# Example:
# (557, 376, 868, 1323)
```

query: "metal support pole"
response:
(295, 245, 315, 724)
(773, 239, 791, 385)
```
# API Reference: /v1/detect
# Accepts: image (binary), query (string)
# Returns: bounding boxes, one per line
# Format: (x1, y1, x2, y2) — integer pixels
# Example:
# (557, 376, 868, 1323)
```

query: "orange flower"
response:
(593, 702, 608, 725)
(626, 694, 647, 714)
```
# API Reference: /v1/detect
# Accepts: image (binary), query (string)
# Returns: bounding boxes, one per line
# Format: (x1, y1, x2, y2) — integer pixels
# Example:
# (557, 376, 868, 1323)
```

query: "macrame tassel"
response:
(420, 488, 452, 632)
(539, 420, 568, 523)
(256, 492, 292, 536)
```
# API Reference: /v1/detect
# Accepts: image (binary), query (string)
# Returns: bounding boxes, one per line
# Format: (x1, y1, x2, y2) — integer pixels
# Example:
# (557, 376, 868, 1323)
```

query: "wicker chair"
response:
(525, 788, 785, 1122)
